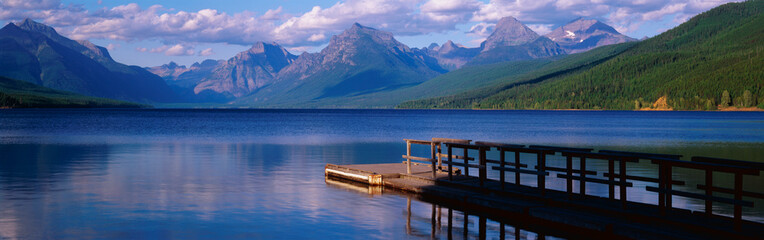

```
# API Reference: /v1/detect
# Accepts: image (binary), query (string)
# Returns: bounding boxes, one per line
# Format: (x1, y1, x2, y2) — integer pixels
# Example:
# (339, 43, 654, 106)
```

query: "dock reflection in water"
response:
(326, 176, 565, 240)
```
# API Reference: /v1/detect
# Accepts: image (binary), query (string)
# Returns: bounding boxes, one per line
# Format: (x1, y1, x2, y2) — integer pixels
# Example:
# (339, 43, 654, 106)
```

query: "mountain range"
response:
(0, 15, 637, 107)
(150, 17, 633, 107)
(0, 19, 176, 103)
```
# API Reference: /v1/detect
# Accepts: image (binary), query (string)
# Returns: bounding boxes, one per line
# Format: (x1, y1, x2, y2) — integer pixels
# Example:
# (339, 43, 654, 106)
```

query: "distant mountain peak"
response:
(15, 18, 59, 37)
(166, 61, 182, 69)
(248, 41, 282, 54)
(545, 18, 635, 53)
(0, 21, 22, 32)
(193, 41, 297, 98)
(567, 17, 584, 23)
(440, 40, 460, 53)
(482, 16, 540, 51)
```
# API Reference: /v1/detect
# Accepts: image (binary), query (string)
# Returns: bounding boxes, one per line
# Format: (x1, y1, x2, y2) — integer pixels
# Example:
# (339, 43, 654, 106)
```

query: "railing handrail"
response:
(529, 145, 594, 152)
(692, 156, 764, 171)
(431, 138, 471, 144)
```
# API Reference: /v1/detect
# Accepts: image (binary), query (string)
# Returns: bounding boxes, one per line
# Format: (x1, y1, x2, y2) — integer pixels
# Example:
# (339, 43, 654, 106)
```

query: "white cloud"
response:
(148, 44, 195, 56)
(0, 0, 60, 10)
(527, 24, 554, 35)
(307, 33, 326, 42)
(467, 22, 494, 37)
(271, 0, 429, 44)
(198, 48, 214, 56)
(420, 0, 481, 22)
(642, 3, 687, 21)
(286, 46, 313, 54)
(106, 43, 119, 50)
(0, 0, 744, 48)
(260, 6, 283, 20)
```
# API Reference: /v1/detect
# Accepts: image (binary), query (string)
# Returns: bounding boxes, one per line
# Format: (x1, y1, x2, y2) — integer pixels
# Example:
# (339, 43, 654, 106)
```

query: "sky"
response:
(0, 0, 743, 67)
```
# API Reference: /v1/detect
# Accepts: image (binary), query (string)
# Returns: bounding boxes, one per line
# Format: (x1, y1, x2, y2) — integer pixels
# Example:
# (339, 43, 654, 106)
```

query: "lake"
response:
(1, 109, 763, 239)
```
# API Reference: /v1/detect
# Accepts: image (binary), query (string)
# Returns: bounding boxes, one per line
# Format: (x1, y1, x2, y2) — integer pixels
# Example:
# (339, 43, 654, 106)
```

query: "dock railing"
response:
(413, 138, 764, 227)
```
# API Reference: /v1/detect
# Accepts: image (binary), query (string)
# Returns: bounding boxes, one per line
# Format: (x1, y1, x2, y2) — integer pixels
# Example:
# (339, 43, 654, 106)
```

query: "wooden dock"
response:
(324, 138, 764, 240)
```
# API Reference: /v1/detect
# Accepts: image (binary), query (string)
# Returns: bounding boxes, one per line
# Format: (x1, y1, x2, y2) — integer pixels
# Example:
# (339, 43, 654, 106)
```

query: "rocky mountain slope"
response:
(418, 41, 480, 70)
(545, 18, 637, 53)
(233, 23, 446, 106)
(0, 19, 176, 102)
(467, 17, 566, 65)
(193, 42, 297, 98)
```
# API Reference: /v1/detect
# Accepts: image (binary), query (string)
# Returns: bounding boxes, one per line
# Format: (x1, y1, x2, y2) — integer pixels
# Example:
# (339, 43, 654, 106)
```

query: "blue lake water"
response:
(0, 109, 763, 239)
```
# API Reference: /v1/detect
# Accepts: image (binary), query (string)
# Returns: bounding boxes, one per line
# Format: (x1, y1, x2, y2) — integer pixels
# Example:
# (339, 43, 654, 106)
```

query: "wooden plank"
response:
(404, 139, 434, 145)
(497, 146, 554, 154)
(402, 155, 435, 162)
(442, 160, 485, 169)
(437, 153, 474, 161)
(557, 174, 634, 187)
(691, 156, 764, 170)
(486, 158, 528, 167)
(474, 141, 524, 148)
(432, 138, 471, 144)
(529, 145, 594, 152)
(646, 186, 754, 207)
(561, 151, 639, 162)
(697, 184, 764, 199)
(537, 165, 596, 175)
(492, 166, 550, 176)
(599, 150, 682, 159)
(444, 142, 491, 150)
(650, 157, 760, 174)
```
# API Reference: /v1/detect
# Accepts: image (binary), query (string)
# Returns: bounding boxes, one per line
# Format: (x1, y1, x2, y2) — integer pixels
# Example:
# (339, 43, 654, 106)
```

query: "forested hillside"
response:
(400, 0, 763, 110)
(0, 76, 145, 108)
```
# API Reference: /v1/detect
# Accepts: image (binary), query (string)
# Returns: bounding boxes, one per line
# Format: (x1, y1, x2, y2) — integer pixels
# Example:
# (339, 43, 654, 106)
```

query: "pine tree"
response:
(743, 90, 753, 107)
(721, 90, 731, 107)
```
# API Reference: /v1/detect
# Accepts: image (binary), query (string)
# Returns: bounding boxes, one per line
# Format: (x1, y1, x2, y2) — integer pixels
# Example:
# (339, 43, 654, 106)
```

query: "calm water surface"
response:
(0, 109, 763, 239)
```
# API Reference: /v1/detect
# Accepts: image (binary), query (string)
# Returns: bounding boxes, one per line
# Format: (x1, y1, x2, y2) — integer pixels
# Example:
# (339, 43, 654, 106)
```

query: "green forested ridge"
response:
(399, 0, 764, 110)
(0, 76, 146, 108)
(398, 42, 636, 109)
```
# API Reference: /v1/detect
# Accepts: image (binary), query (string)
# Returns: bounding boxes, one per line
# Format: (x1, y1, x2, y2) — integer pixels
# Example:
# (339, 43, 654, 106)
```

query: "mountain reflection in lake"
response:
(0, 109, 762, 239)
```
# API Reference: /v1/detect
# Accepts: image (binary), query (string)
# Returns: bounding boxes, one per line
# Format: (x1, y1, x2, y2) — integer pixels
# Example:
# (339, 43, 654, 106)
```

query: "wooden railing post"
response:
(608, 159, 615, 200)
(666, 164, 673, 211)
(479, 147, 486, 187)
(431, 143, 437, 178)
(580, 157, 587, 196)
(619, 159, 628, 208)
(448, 146, 453, 181)
(436, 143, 442, 170)
(734, 172, 743, 230)
(538, 151, 546, 196)
(406, 140, 412, 174)
(566, 155, 573, 197)
(705, 169, 713, 216)
(515, 151, 521, 185)
(463, 148, 470, 176)
(658, 163, 666, 213)
(500, 149, 506, 190)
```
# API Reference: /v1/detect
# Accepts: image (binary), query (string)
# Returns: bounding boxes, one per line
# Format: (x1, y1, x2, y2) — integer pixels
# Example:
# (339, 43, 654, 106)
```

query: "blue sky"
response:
(0, 0, 741, 67)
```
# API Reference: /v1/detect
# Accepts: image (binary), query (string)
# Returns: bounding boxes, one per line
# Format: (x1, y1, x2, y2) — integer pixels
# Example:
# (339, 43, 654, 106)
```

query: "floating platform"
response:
(324, 138, 764, 240)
